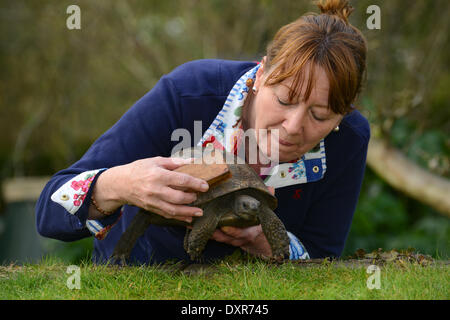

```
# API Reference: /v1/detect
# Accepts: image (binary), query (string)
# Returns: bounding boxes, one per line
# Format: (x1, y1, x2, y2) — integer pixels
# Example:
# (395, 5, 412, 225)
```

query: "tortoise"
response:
(111, 147, 290, 263)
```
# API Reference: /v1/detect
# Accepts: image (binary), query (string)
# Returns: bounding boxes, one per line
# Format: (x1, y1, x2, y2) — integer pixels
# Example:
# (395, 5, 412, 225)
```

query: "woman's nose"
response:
(282, 107, 306, 136)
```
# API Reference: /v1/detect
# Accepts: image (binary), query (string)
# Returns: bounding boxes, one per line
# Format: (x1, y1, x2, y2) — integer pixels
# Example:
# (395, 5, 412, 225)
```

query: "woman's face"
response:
(245, 60, 344, 163)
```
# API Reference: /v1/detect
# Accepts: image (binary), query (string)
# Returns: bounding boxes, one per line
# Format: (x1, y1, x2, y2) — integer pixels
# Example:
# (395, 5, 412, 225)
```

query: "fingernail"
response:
(221, 226, 232, 233)
(201, 182, 209, 191)
(194, 211, 203, 217)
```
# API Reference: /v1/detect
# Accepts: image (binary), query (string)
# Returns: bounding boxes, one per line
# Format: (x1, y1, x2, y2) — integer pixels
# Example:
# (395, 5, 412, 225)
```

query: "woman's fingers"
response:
(214, 225, 272, 257)
(153, 156, 194, 170)
(151, 207, 193, 224)
(211, 225, 263, 247)
(163, 169, 209, 193)
(122, 156, 211, 223)
(159, 186, 198, 204)
(222, 225, 262, 240)
(211, 229, 249, 247)
(150, 198, 203, 220)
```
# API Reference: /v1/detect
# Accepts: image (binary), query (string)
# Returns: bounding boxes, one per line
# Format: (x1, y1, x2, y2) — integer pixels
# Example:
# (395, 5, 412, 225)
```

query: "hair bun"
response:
(317, 0, 354, 24)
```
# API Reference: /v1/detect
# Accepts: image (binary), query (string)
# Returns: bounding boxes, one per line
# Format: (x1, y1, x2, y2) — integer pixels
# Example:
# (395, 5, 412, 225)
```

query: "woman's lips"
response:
(279, 138, 296, 147)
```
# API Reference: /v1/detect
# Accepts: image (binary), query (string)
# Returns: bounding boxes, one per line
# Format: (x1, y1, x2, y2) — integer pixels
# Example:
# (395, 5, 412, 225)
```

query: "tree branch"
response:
(367, 137, 450, 217)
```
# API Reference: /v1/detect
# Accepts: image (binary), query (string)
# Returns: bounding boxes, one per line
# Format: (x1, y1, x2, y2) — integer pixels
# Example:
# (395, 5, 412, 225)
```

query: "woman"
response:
(36, 0, 369, 264)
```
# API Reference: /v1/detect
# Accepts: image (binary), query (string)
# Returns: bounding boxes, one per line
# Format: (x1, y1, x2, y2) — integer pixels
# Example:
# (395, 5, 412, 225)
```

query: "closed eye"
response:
(310, 109, 327, 121)
(278, 95, 329, 121)
(312, 113, 326, 121)
(277, 97, 291, 106)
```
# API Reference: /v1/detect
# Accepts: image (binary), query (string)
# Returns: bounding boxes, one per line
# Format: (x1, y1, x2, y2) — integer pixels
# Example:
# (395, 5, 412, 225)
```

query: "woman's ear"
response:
(261, 56, 267, 65)
(254, 56, 267, 91)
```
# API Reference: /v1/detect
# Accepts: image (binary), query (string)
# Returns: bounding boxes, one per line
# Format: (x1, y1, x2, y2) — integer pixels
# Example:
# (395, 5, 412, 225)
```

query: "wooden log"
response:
(367, 137, 450, 217)
(2, 176, 51, 203)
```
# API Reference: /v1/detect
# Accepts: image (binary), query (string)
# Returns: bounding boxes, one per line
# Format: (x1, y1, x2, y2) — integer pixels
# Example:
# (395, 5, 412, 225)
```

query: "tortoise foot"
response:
(108, 254, 128, 266)
(270, 237, 290, 261)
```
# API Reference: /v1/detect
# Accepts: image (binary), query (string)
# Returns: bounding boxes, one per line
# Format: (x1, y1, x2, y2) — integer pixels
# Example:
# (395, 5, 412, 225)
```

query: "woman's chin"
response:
(278, 150, 305, 162)
(258, 149, 298, 163)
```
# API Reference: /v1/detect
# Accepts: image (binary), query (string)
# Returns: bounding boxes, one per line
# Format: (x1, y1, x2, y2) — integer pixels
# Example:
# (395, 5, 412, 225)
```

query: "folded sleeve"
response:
(287, 231, 310, 260)
(35, 75, 182, 241)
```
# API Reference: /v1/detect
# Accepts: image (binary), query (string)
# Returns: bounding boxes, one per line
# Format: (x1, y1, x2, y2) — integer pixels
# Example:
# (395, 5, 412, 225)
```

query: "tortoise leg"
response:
(183, 228, 191, 252)
(186, 202, 224, 261)
(110, 210, 153, 265)
(258, 206, 290, 261)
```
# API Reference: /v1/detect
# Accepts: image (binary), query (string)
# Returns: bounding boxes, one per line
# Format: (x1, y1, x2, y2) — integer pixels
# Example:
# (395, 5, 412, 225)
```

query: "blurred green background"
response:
(0, 0, 448, 264)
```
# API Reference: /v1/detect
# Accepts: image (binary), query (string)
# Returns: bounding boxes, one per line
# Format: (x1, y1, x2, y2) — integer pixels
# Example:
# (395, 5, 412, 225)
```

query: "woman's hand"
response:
(92, 156, 209, 223)
(211, 225, 273, 258)
(209, 186, 276, 258)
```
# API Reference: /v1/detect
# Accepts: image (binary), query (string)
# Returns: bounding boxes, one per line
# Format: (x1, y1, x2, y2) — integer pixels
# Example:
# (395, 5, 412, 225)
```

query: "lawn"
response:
(1, 254, 448, 300)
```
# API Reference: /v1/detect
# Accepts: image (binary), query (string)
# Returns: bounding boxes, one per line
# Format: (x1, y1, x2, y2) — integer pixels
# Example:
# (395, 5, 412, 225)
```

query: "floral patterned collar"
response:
(197, 64, 327, 189)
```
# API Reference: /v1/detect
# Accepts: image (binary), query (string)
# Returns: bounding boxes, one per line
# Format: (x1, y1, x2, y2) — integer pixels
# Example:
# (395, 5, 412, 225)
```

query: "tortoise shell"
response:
(172, 147, 277, 210)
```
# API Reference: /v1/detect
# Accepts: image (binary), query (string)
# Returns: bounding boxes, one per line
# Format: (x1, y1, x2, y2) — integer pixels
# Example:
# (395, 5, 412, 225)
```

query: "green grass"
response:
(0, 256, 448, 300)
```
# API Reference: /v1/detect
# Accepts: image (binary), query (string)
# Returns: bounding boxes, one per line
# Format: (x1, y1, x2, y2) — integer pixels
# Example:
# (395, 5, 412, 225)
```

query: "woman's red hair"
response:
(264, 0, 367, 115)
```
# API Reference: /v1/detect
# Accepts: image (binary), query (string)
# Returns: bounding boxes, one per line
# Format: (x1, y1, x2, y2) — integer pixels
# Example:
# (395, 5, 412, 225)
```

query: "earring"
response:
(252, 87, 257, 93)
(333, 125, 339, 132)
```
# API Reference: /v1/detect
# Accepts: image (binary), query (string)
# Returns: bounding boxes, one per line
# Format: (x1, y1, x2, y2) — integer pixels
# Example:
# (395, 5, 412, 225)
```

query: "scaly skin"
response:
(110, 210, 153, 264)
(186, 200, 226, 261)
(183, 228, 190, 253)
(258, 205, 290, 261)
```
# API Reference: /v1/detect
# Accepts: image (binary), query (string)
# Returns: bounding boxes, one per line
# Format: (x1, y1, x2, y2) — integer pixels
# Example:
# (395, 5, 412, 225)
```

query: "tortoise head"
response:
(234, 194, 261, 220)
